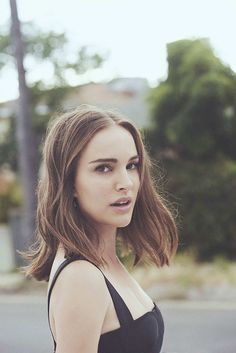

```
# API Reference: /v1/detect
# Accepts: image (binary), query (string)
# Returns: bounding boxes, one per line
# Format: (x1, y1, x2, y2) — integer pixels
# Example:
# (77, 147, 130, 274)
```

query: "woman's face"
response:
(74, 125, 140, 232)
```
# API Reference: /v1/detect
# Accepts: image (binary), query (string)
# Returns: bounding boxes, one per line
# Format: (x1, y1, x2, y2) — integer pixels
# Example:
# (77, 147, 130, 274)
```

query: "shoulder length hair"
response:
(23, 105, 178, 281)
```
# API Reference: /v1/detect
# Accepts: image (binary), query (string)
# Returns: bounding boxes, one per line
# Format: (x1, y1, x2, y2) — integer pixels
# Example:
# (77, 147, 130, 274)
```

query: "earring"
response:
(73, 198, 78, 208)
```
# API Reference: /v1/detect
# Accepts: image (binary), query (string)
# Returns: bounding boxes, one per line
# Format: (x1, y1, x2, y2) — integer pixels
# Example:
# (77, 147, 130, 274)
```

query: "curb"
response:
(0, 272, 25, 292)
(0, 272, 47, 294)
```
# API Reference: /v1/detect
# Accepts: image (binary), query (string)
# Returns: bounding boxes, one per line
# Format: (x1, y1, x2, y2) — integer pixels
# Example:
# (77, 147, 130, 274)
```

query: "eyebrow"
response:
(89, 155, 139, 164)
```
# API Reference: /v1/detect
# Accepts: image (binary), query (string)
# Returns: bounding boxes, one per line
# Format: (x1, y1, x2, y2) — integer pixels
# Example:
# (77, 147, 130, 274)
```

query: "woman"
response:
(24, 105, 178, 353)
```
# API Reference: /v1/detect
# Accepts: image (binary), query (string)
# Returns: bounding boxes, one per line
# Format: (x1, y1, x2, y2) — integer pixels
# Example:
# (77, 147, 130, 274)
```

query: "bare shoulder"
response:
(54, 259, 105, 286)
(51, 260, 110, 353)
(52, 259, 109, 305)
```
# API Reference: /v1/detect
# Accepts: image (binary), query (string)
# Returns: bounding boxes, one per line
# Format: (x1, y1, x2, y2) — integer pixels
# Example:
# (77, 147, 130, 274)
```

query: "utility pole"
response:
(9, 0, 38, 250)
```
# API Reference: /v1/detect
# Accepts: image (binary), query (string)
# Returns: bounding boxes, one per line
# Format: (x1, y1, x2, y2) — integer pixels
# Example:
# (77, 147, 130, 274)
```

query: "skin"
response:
(73, 125, 140, 264)
(49, 126, 153, 353)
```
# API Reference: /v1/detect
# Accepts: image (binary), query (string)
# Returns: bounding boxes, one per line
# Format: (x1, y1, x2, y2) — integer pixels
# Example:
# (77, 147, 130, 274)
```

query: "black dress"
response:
(47, 255, 165, 353)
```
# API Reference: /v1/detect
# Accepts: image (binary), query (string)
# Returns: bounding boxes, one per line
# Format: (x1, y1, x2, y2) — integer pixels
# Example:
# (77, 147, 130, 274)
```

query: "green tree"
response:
(0, 13, 105, 249)
(148, 38, 236, 161)
(146, 39, 236, 260)
(0, 21, 106, 171)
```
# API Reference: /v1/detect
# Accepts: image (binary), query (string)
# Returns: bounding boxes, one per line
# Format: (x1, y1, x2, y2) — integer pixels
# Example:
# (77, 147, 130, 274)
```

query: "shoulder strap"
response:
(47, 255, 133, 344)
(47, 257, 73, 351)
(102, 275, 134, 326)
(71, 255, 134, 325)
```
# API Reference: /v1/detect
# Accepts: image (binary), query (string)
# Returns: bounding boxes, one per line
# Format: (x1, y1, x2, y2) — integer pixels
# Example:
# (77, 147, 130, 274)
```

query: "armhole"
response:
(47, 258, 73, 348)
(47, 256, 108, 347)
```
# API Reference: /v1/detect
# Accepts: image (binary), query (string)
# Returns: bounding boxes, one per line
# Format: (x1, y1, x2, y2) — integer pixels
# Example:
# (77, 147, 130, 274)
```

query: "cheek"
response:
(76, 176, 111, 207)
(133, 173, 140, 190)
(76, 171, 140, 207)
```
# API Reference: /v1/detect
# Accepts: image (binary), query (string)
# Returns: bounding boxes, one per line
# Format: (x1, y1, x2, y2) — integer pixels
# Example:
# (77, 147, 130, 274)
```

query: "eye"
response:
(127, 161, 139, 170)
(95, 164, 112, 173)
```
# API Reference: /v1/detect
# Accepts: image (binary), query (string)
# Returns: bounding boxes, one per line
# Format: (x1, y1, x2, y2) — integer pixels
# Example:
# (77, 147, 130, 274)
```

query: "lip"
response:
(110, 197, 132, 214)
(110, 197, 132, 205)
(110, 201, 132, 213)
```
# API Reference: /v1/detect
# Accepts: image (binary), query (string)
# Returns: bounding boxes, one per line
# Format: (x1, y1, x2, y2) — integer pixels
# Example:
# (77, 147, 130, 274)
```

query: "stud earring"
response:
(73, 198, 78, 208)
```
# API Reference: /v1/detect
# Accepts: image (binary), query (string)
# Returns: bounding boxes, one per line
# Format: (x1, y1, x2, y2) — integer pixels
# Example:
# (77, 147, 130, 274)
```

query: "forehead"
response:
(81, 126, 137, 160)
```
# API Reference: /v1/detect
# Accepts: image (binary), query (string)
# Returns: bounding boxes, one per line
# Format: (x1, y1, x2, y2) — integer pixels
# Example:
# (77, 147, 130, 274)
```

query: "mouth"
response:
(110, 199, 131, 207)
(110, 199, 132, 213)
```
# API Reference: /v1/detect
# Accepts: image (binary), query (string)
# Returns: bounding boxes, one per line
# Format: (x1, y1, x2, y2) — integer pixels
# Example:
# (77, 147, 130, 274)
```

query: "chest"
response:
(100, 269, 154, 334)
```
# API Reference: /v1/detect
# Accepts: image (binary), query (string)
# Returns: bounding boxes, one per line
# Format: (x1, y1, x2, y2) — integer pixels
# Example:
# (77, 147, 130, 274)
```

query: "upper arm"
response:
(52, 260, 110, 353)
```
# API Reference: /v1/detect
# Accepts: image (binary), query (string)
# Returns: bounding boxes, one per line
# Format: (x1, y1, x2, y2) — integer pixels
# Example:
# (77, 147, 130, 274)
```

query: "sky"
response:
(1, 0, 236, 103)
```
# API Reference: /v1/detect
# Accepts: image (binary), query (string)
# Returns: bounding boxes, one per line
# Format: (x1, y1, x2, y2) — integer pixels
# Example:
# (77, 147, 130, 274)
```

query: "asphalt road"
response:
(0, 295, 235, 353)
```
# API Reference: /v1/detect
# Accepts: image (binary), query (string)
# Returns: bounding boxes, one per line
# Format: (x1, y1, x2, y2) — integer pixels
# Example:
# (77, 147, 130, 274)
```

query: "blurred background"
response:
(0, 1, 236, 352)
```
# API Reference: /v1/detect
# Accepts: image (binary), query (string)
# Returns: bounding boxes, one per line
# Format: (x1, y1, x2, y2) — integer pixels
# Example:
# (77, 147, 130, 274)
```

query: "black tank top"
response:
(47, 255, 165, 353)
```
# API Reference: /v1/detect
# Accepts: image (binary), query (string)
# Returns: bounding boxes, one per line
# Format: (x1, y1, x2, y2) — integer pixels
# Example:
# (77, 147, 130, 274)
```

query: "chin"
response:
(118, 223, 131, 228)
(95, 213, 133, 229)
(115, 218, 132, 228)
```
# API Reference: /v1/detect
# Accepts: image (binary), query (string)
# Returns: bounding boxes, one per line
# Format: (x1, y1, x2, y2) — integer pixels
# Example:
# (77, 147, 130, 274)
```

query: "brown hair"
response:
(23, 105, 178, 281)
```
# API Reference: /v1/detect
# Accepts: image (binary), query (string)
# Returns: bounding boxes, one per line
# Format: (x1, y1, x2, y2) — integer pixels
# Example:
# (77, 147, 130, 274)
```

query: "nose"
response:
(115, 169, 133, 191)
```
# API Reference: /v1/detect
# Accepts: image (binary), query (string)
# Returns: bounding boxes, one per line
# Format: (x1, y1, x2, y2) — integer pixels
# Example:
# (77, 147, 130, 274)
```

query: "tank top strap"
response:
(69, 254, 133, 326)
(102, 274, 134, 326)
(47, 257, 75, 352)
(47, 254, 133, 335)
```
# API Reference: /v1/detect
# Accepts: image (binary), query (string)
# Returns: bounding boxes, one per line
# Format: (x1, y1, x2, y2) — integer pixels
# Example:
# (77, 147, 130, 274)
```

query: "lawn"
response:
(131, 253, 236, 301)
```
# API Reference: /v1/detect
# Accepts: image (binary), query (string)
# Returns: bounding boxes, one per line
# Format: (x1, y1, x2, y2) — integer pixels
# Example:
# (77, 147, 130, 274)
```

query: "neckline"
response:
(65, 254, 155, 323)
(103, 275, 156, 321)
(100, 302, 157, 337)
(47, 255, 159, 347)
(49, 255, 156, 324)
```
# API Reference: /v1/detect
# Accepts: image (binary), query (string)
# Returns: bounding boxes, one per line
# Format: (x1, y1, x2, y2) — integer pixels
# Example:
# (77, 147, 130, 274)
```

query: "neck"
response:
(96, 226, 120, 267)
(57, 226, 122, 268)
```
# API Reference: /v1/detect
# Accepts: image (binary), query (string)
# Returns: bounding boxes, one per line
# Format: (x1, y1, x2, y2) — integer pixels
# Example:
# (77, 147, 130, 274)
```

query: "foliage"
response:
(0, 21, 105, 88)
(148, 38, 236, 161)
(0, 167, 22, 223)
(0, 21, 106, 171)
(165, 159, 236, 260)
(0, 21, 106, 221)
(147, 38, 236, 260)
(0, 115, 18, 170)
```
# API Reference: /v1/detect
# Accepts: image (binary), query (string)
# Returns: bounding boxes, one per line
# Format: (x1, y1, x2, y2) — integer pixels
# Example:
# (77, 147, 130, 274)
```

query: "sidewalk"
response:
(0, 271, 47, 295)
(0, 271, 24, 291)
(1, 269, 236, 304)
(1, 228, 236, 301)
(0, 225, 48, 295)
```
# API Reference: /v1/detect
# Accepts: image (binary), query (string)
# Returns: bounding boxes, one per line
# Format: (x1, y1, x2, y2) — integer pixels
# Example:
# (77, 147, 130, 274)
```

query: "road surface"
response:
(0, 295, 235, 353)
